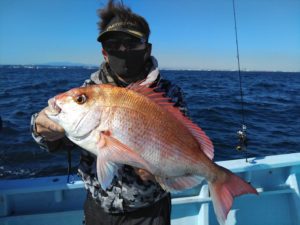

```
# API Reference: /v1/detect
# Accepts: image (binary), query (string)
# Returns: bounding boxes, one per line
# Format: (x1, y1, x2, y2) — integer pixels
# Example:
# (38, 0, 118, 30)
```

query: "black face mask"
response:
(107, 49, 148, 83)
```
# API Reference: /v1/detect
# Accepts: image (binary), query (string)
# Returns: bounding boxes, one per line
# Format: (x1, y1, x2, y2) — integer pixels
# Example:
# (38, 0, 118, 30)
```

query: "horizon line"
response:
(0, 64, 299, 73)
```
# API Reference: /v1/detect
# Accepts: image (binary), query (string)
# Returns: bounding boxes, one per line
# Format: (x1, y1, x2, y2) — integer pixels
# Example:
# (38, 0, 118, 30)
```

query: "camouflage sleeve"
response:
(156, 79, 188, 116)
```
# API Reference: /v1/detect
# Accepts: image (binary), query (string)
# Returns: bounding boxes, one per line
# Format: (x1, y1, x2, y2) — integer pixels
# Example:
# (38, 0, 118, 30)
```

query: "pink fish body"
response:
(46, 82, 257, 225)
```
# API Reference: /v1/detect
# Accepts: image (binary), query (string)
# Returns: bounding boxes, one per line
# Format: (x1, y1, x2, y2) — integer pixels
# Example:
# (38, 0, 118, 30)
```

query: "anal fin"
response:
(156, 175, 204, 192)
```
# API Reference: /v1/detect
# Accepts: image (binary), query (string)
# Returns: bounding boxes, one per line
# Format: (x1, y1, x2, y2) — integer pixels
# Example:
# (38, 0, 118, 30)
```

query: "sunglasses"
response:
(102, 38, 147, 51)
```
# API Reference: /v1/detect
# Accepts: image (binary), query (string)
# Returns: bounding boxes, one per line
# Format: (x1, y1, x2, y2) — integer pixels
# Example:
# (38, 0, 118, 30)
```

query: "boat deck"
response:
(1, 153, 299, 225)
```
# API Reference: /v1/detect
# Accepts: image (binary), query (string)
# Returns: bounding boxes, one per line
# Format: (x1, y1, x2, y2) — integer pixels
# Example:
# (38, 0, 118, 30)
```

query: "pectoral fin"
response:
(96, 131, 151, 189)
(101, 132, 150, 170)
(96, 154, 118, 190)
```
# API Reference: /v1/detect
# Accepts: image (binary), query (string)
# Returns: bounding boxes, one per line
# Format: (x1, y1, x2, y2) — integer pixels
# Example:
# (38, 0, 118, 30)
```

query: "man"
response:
(31, 1, 187, 225)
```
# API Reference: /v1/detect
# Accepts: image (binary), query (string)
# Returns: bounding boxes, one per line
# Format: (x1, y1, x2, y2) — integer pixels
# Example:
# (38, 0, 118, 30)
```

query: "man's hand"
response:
(35, 107, 65, 141)
(134, 168, 156, 182)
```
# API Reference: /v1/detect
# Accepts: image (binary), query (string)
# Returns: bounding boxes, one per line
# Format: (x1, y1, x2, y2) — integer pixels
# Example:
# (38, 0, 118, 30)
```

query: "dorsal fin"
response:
(127, 82, 214, 160)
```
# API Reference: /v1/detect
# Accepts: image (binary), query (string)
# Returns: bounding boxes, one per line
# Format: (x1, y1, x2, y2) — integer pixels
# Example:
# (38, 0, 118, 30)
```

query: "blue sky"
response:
(0, 0, 299, 71)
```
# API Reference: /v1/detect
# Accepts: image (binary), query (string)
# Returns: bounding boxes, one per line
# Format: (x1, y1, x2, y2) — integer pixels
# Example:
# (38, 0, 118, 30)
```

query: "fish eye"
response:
(74, 94, 87, 104)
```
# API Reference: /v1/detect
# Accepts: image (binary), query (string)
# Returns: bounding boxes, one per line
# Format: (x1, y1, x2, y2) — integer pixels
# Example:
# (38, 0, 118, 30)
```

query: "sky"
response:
(0, 0, 299, 71)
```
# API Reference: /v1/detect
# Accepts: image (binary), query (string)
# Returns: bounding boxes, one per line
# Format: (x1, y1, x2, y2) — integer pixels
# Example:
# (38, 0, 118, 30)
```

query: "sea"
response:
(0, 66, 299, 179)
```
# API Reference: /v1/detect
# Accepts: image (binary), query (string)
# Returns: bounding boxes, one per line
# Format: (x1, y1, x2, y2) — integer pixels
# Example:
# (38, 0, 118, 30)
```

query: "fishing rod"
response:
(232, 0, 249, 162)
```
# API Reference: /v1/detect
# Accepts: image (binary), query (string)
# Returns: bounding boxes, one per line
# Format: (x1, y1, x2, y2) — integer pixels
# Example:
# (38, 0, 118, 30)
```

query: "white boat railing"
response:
(0, 153, 299, 225)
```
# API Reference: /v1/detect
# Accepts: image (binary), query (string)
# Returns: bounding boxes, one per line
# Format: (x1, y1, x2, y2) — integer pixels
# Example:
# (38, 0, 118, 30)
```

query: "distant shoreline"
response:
(0, 64, 299, 73)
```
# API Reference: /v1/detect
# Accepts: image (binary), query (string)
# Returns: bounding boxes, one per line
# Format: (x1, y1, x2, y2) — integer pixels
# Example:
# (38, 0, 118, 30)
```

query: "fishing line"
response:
(232, 0, 248, 162)
(67, 147, 74, 184)
(64, 139, 75, 184)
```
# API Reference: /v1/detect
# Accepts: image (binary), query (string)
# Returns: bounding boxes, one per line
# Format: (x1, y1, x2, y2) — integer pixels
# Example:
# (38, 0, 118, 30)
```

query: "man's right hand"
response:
(35, 107, 65, 141)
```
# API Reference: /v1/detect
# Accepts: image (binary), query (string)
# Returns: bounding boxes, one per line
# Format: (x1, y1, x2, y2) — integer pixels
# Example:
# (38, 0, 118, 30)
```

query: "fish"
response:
(45, 82, 258, 225)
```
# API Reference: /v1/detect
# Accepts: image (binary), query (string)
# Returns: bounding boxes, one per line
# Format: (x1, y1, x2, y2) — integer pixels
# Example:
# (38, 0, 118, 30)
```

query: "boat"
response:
(1, 152, 299, 225)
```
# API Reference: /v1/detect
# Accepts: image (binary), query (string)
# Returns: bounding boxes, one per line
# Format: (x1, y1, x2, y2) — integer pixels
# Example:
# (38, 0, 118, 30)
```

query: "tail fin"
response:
(209, 167, 258, 225)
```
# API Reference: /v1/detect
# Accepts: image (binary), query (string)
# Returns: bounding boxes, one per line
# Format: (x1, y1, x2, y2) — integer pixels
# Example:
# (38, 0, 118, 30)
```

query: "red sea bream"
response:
(45, 82, 258, 225)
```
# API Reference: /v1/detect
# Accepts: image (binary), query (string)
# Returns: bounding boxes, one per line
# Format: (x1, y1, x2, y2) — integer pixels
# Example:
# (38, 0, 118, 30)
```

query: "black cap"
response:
(97, 16, 148, 43)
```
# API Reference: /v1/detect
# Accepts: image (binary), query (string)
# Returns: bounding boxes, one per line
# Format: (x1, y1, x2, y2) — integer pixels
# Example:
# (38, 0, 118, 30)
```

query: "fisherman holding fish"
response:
(31, 1, 188, 225)
(32, 1, 258, 225)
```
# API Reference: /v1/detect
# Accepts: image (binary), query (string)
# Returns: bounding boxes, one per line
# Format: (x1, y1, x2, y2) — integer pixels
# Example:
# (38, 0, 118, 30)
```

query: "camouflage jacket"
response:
(31, 57, 187, 213)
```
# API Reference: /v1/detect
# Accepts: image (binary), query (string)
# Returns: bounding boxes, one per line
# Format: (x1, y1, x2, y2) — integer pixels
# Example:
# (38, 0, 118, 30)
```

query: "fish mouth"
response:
(46, 97, 61, 116)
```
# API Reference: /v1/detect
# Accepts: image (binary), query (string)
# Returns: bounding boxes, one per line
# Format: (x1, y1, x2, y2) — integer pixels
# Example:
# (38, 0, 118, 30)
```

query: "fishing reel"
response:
(236, 124, 247, 152)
